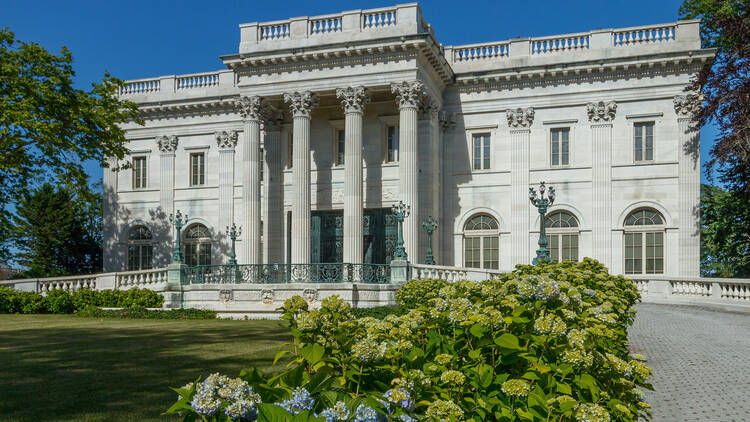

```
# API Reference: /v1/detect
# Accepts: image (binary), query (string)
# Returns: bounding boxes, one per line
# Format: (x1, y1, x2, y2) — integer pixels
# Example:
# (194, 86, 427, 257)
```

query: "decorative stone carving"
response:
(673, 93, 700, 116)
(506, 107, 535, 128)
(214, 130, 238, 150)
(156, 135, 178, 153)
(283, 91, 319, 118)
(587, 101, 617, 122)
(238, 95, 263, 121)
(262, 108, 284, 132)
(336, 86, 369, 114)
(261, 289, 274, 304)
(219, 289, 233, 302)
(303, 288, 317, 303)
(391, 81, 425, 109)
(439, 110, 456, 131)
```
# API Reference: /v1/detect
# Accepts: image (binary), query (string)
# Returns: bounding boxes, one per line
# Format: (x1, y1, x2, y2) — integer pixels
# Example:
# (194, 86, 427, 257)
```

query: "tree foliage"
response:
(680, 0, 750, 179)
(12, 183, 102, 277)
(0, 27, 140, 264)
(701, 183, 750, 277)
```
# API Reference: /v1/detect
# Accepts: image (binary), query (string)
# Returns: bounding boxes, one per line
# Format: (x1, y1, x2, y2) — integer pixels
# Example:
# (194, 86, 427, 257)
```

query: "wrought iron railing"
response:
(183, 263, 391, 285)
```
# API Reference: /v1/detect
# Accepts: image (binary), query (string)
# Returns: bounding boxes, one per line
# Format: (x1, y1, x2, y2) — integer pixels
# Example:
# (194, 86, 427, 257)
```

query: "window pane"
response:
(483, 136, 490, 170)
(550, 235, 559, 262)
(551, 130, 559, 166)
(142, 245, 153, 270)
(199, 153, 205, 185)
(483, 236, 499, 269)
(561, 129, 569, 165)
(473, 136, 481, 170)
(464, 237, 480, 268)
(624, 233, 642, 274)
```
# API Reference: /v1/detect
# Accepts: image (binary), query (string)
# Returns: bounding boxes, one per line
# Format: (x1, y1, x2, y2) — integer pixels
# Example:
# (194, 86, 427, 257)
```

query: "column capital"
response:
(674, 93, 700, 117)
(506, 107, 535, 128)
(421, 96, 441, 119)
(238, 95, 264, 122)
(391, 81, 425, 110)
(283, 91, 319, 118)
(156, 135, 178, 153)
(215, 130, 239, 150)
(262, 109, 284, 132)
(336, 86, 369, 114)
(587, 100, 617, 123)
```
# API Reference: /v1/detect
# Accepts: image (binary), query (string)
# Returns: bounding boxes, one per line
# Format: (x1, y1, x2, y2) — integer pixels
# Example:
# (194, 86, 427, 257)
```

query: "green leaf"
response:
(494, 333, 522, 350)
(273, 350, 291, 365)
(556, 382, 572, 395)
(470, 324, 487, 338)
(468, 349, 482, 360)
(300, 343, 325, 365)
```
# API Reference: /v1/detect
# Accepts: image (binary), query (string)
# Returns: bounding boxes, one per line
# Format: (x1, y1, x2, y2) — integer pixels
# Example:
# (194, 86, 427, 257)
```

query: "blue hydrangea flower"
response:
(317, 401, 350, 421)
(399, 415, 416, 422)
(353, 404, 382, 422)
(383, 388, 413, 411)
(224, 398, 259, 421)
(277, 387, 315, 414)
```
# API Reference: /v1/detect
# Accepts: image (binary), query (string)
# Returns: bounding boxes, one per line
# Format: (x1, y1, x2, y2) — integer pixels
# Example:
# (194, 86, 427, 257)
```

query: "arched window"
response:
(127, 225, 153, 271)
(463, 214, 499, 269)
(624, 208, 665, 274)
(544, 211, 579, 262)
(184, 224, 212, 266)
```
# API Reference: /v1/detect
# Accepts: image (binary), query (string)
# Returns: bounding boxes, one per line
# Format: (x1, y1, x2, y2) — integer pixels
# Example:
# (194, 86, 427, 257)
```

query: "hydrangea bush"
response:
(166, 259, 652, 421)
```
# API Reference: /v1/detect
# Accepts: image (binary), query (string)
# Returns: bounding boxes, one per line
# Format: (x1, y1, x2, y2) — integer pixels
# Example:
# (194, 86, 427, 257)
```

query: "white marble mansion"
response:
(104, 3, 714, 277)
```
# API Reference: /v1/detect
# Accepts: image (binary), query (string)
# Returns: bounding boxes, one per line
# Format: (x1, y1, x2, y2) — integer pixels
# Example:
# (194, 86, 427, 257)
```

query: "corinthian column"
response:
(263, 111, 284, 264)
(284, 91, 319, 265)
(674, 95, 700, 276)
(392, 81, 424, 261)
(507, 108, 534, 267)
(215, 130, 238, 260)
(156, 135, 178, 266)
(239, 96, 263, 265)
(587, 100, 617, 268)
(337, 86, 369, 264)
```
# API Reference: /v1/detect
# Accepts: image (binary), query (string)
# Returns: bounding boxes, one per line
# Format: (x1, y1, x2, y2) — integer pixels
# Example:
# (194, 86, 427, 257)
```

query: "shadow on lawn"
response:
(0, 321, 292, 422)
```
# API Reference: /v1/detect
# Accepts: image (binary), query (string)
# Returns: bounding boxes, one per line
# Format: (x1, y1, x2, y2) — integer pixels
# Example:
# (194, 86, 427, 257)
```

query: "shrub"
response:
(16, 291, 47, 314)
(168, 258, 652, 421)
(0, 286, 18, 313)
(351, 305, 403, 319)
(395, 277, 448, 309)
(75, 306, 215, 319)
(71, 288, 102, 309)
(45, 289, 75, 314)
(113, 288, 164, 308)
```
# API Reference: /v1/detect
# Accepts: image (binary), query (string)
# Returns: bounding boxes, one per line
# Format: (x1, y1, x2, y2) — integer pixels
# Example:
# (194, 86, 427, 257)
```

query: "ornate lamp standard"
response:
(169, 210, 188, 264)
(226, 223, 242, 267)
(529, 182, 556, 265)
(422, 216, 438, 265)
(391, 201, 411, 261)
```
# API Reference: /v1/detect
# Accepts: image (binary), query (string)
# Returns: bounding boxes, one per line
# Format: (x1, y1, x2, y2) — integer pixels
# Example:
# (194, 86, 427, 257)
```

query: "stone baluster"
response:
(263, 110, 284, 263)
(391, 81, 424, 261)
(507, 107, 534, 266)
(284, 91, 319, 265)
(239, 96, 263, 265)
(587, 101, 617, 268)
(674, 94, 701, 277)
(216, 130, 239, 259)
(336, 86, 369, 264)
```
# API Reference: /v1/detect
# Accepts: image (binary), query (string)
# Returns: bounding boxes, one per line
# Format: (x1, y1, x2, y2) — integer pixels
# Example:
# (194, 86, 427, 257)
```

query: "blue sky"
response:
(3, 0, 717, 184)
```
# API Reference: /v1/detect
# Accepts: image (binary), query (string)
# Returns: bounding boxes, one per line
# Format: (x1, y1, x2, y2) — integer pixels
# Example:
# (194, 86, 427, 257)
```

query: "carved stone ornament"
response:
(238, 95, 263, 121)
(391, 81, 425, 110)
(336, 86, 369, 114)
(156, 135, 178, 153)
(219, 289, 233, 302)
(421, 97, 441, 118)
(303, 288, 317, 303)
(283, 91, 319, 118)
(439, 110, 456, 131)
(587, 101, 617, 122)
(506, 107, 535, 128)
(261, 108, 284, 132)
(215, 130, 239, 150)
(261, 289, 274, 305)
(673, 93, 701, 116)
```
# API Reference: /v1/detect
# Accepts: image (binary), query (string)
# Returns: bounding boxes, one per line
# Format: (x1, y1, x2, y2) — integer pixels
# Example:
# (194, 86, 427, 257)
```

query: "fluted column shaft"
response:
(284, 91, 318, 265)
(216, 131, 238, 257)
(156, 135, 178, 268)
(392, 82, 423, 261)
(678, 117, 700, 276)
(510, 129, 531, 266)
(239, 96, 263, 265)
(591, 123, 613, 267)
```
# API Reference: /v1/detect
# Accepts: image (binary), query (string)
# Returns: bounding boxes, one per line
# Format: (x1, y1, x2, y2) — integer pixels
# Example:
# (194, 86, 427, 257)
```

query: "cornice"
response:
(132, 97, 241, 121)
(453, 51, 711, 94)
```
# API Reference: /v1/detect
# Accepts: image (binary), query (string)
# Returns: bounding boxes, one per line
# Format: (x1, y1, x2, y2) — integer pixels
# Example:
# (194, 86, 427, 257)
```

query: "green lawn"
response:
(0, 314, 291, 422)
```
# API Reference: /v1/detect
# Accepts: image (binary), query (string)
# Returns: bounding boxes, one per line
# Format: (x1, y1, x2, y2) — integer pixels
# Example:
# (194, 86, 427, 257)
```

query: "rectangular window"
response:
(472, 133, 491, 170)
(482, 236, 499, 269)
(190, 153, 205, 186)
(645, 232, 664, 274)
(624, 232, 643, 274)
(335, 129, 345, 166)
(132, 156, 147, 189)
(550, 128, 570, 166)
(634, 122, 654, 162)
(464, 237, 481, 268)
(550, 234, 578, 262)
(386, 125, 399, 163)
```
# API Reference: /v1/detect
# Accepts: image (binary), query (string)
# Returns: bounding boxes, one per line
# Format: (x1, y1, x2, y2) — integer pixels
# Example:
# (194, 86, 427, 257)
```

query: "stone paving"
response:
(628, 303, 750, 422)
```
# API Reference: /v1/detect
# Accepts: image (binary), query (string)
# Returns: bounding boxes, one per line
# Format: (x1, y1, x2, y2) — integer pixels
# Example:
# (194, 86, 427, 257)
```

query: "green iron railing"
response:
(183, 263, 391, 285)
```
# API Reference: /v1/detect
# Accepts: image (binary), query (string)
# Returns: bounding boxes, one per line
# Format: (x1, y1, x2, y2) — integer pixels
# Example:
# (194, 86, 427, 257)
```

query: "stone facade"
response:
(106, 4, 712, 277)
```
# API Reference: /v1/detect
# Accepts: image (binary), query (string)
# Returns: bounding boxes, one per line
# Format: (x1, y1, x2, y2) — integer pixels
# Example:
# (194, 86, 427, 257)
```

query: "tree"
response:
(680, 0, 750, 182)
(12, 184, 102, 277)
(0, 28, 140, 264)
(701, 183, 750, 277)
